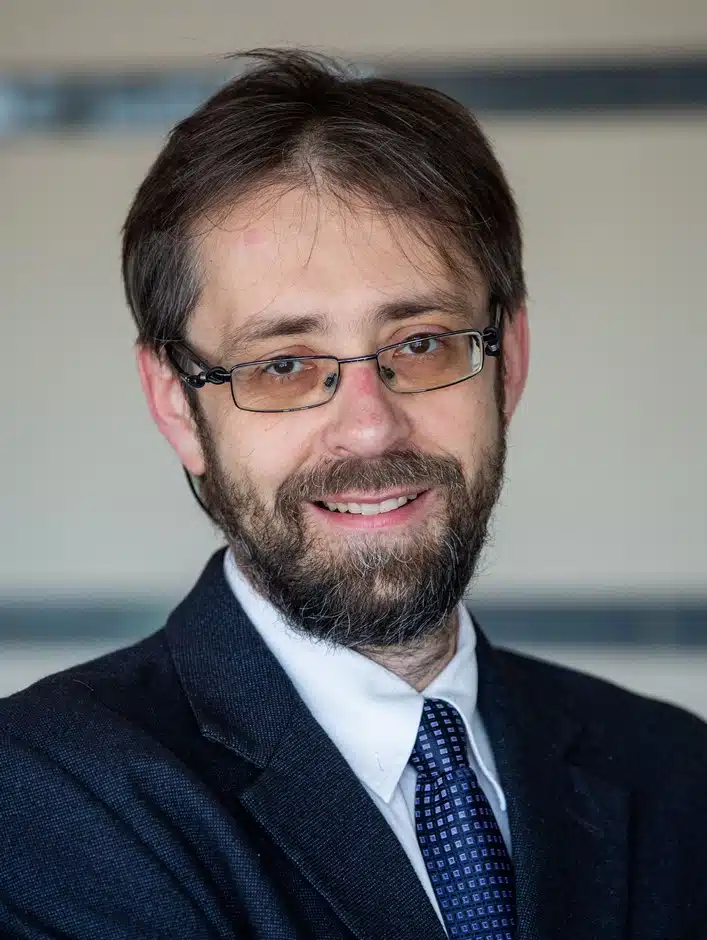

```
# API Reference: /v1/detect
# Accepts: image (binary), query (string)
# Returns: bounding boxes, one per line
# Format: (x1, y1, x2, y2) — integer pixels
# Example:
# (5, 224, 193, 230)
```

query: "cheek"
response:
(216, 410, 314, 495)
(413, 378, 498, 456)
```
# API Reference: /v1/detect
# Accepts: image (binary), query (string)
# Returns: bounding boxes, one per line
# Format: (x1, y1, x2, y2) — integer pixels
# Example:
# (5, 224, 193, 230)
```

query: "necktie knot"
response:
(410, 698, 469, 779)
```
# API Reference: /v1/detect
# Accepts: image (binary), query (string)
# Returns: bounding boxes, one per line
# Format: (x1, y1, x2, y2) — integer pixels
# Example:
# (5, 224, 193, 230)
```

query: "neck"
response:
(359, 609, 459, 691)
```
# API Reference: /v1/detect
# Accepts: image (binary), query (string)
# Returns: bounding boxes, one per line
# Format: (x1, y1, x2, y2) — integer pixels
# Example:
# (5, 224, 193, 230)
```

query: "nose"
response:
(321, 358, 413, 458)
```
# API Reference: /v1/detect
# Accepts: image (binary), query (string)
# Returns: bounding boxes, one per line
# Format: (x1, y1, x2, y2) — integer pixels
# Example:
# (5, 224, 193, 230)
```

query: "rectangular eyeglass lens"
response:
(383, 332, 483, 390)
(233, 358, 336, 409)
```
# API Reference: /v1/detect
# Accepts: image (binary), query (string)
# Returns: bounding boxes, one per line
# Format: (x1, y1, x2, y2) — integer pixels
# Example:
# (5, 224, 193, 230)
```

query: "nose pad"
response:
(323, 372, 338, 390)
(379, 364, 396, 384)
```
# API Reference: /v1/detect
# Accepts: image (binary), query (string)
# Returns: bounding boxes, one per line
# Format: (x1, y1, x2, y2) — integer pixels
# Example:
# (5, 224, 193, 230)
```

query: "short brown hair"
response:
(122, 48, 525, 350)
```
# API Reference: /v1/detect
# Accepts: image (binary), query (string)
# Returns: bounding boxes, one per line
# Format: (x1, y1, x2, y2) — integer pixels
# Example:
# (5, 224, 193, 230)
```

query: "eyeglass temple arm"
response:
(482, 303, 504, 357)
(165, 341, 231, 389)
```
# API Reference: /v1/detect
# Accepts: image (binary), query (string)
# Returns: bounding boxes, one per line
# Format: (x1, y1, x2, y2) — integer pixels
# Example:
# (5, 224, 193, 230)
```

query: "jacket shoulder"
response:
(495, 644, 707, 775)
(0, 629, 180, 745)
(0, 630, 236, 938)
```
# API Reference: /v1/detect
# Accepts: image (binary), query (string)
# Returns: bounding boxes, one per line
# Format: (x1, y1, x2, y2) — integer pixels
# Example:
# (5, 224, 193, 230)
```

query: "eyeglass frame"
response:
(163, 303, 504, 414)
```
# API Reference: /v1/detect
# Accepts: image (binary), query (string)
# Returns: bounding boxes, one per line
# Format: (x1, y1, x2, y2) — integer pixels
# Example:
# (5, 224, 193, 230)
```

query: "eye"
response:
(397, 334, 443, 356)
(262, 358, 305, 377)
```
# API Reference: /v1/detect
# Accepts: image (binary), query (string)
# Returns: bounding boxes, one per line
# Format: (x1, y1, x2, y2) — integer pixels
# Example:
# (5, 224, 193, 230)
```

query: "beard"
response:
(195, 419, 506, 651)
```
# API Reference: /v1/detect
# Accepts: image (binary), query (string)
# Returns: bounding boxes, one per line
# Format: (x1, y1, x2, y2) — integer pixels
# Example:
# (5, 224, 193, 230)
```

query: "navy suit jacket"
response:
(1, 549, 707, 939)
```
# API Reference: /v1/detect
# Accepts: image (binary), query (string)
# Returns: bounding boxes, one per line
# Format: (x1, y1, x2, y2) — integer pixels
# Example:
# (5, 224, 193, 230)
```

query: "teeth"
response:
(323, 494, 419, 515)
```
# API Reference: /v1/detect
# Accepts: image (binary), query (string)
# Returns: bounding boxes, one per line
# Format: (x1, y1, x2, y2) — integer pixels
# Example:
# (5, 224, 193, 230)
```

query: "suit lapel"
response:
(238, 708, 446, 940)
(167, 550, 446, 940)
(475, 628, 630, 940)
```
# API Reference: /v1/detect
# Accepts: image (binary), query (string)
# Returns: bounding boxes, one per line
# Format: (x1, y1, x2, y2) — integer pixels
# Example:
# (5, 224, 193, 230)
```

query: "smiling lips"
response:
(319, 492, 424, 516)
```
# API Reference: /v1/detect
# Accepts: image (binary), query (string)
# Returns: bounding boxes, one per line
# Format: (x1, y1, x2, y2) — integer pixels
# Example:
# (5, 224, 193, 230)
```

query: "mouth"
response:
(314, 490, 425, 516)
(308, 488, 432, 529)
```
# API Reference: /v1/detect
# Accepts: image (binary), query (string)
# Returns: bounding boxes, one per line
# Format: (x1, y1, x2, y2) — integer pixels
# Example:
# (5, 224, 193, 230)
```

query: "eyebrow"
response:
(216, 293, 478, 362)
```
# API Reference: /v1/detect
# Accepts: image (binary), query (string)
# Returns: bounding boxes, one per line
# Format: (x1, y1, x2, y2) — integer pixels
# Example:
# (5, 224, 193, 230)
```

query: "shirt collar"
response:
(223, 549, 501, 806)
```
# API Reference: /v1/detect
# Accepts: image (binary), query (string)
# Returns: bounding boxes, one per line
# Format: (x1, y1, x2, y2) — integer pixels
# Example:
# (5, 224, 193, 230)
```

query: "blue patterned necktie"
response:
(410, 698, 517, 939)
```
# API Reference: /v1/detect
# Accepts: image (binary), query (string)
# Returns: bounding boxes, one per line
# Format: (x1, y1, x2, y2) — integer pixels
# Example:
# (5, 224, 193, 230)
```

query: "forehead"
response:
(189, 186, 484, 345)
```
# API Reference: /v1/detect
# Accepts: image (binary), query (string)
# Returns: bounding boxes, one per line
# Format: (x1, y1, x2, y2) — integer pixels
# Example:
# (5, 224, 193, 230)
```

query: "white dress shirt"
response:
(223, 550, 510, 927)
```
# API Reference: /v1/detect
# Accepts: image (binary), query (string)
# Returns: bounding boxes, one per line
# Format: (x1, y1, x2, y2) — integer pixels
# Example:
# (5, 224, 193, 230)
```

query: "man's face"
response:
(151, 187, 524, 648)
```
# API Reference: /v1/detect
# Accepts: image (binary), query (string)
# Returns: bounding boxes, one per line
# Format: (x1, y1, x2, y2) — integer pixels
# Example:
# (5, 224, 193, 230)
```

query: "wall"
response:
(3, 0, 707, 65)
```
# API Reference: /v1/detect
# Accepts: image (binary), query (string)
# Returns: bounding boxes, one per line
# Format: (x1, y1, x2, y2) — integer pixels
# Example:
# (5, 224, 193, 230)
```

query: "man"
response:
(1, 48, 706, 940)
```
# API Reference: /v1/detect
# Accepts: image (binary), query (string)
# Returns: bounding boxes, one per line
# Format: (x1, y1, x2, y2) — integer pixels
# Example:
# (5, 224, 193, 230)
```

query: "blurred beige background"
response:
(3, 0, 707, 65)
(1, 1, 706, 711)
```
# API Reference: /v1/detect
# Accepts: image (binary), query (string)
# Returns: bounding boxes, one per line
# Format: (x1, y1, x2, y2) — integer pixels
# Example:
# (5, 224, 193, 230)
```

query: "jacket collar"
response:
(166, 550, 630, 940)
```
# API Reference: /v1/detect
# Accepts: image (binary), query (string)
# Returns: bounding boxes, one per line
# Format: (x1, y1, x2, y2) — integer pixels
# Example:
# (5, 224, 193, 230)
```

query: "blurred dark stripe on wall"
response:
(2, 56, 707, 137)
(1, 601, 706, 646)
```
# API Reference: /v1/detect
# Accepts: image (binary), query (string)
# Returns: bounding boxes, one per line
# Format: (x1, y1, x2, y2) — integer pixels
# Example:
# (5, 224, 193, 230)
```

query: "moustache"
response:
(274, 450, 465, 517)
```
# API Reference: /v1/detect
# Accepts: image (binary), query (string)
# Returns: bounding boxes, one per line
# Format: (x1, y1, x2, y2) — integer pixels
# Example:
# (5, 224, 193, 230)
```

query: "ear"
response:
(501, 302, 530, 422)
(135, 344, 206, 476)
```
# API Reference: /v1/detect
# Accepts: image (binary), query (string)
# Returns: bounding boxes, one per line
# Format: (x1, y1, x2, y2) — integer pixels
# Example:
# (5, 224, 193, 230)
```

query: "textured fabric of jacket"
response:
(1, 548, 706, 939)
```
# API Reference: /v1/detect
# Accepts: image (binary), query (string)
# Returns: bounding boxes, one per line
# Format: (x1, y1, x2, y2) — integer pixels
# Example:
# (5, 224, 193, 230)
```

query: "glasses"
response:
(165, 309, 503, 414)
